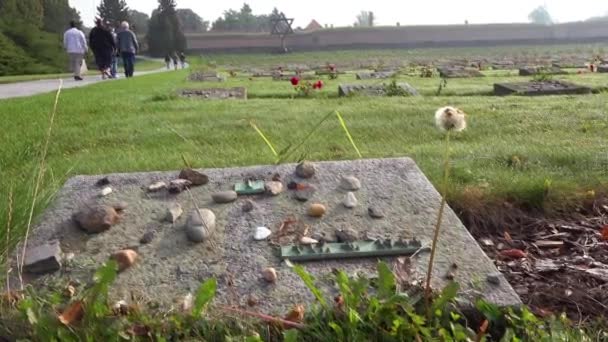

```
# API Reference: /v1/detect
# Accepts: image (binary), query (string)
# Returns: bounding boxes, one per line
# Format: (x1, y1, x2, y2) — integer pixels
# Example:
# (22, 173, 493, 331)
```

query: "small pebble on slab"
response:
(343, 192, 358, 208)
(254, 227, 272, 241)
(308, 203, 327, 217)
(295, 161, 315, 179)
(339, 176, 361, 191)
(212, 191, 238, 204)
(99, 187, 113, 197)
(186, 209, 216, 243)
(165, 203, 183, 223)
(179, 169, 209, 186)
(111, 249, 138, 272)
(23, 241, 62, 274)
(262, 267, 277, 283)
(368, 206, 385, 219)
(147, 181, 167, 192)
(168, 179, 192, 194)
(265, 181, 284, 196)
(72, 204, 120, 234)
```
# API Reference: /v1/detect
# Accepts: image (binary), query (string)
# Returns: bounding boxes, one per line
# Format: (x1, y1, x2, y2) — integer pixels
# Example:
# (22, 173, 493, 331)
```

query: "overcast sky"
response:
(70, 0, 606, 28)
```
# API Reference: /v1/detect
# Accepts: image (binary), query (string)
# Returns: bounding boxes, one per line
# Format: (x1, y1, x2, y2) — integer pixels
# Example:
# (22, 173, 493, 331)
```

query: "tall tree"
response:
(211, 4, 282, 32)
(354, 11, 375, 27)
(147, 0, 186, 56)
(43, 0, 82, 33)
(128, 9, 150, 34)
(176, 8, 208, 32)
(528, 6, 553, 25)
(97, 0, 130, 27)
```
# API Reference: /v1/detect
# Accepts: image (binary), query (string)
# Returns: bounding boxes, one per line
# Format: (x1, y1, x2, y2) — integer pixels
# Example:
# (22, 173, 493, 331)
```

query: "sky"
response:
(70, 0, 606, 28)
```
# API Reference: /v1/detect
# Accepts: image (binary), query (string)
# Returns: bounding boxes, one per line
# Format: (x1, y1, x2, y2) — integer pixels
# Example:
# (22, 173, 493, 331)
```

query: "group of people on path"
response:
(63, 19, 139, 81)
(165, 52, 186, 70)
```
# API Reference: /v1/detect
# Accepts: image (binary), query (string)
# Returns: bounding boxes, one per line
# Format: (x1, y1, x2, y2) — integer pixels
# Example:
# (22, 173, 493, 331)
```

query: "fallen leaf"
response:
(58, 300, 84, 325)
(479, 319, 489, 334)
(503, 231, 513, 242)
(601, 225, 608, 241)
(64, 285, 76, 298)
(128, 324, 151, 337)
(500, 249, 527, 259)
(284, 304, 305, 323)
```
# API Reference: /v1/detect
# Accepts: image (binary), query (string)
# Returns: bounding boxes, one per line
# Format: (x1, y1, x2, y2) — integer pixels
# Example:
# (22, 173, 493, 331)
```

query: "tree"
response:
(176, 8, 208, 32)
(528, 6, 553, 25)
(354, 11, 375, 27)
(210, 4, 282, 32)
(43, 0, 82, 33)
(128, 9, 150, 34)
(147, 0, 186, 56)
(97, 0, 130, 27)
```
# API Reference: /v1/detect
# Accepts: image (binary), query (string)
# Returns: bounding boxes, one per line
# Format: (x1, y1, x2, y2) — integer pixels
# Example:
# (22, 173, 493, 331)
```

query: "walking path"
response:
(0, 60, 182, 100)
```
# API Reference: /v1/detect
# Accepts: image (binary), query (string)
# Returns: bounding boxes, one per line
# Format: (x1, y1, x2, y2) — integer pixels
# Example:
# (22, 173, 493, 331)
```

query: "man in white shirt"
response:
(63, 21, 88, 81)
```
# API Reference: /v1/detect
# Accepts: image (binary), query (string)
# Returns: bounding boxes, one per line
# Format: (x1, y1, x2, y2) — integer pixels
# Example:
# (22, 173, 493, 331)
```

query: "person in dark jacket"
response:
(89, 18, 115, 79)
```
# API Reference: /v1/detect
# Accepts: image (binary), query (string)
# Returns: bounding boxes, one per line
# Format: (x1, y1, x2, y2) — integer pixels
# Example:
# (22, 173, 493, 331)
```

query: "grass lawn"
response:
(0, 57, 164, 84)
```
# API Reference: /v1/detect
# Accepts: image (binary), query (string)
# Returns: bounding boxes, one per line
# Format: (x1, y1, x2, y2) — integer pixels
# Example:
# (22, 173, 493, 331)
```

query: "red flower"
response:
(290, 77, 300, 86)
(328, 64, 336, 72)
(313, 80, 324, 90)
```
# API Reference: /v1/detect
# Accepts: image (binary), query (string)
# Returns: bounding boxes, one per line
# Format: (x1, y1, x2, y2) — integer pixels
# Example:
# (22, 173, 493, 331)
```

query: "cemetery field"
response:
(1, 58, 607, 248)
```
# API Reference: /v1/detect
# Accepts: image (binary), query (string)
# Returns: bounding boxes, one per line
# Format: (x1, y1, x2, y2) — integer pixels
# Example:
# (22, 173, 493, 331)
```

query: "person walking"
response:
(109, 23, 119, 78)
(164, 55, 171, 70)
(63, 21, 88, 81)
(89, 18, 115, 79)
(116, 21, 139, 78)
(179, 52, 186, 69)
(172, 53, 179, 70)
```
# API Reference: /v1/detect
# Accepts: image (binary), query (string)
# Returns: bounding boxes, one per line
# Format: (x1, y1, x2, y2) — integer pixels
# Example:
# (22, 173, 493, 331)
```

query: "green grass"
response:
(0, 58, 164, 84)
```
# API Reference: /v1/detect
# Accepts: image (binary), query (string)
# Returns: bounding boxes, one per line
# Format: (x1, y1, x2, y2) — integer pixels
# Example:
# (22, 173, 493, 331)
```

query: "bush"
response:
(0, 31, 52, 76)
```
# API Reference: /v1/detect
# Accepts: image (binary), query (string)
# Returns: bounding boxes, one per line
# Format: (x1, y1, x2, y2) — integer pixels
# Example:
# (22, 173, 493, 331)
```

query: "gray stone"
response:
(437, 67, 484, 78)
(168, 179, 192, 194)
(294, 187, 316, 202)
(339, 176, 361, 191)
(165, 203, 183, 223)
(295, 161, 315, 178)
(487, 272, 503, 285)
(188, 71, 225, 82)
(338, 83, 418, 97)
(343, 192, 358, 208)
(368, 206, 385, 219)
(265, 181, 284, 196)
(212, 191, 238, 204)
(140, 232, 155, 244)
(24, 241, 62, 274)
(494, 81, 592, 96)
(72, 204, 120, 234)
(21, 157, 521, 313)
(335, 228, 359, 243)
(242, 200, 255, 212)
(186, 209, 216, 243)
(147, 181, 167, 192)
(356, 71, 396, 80)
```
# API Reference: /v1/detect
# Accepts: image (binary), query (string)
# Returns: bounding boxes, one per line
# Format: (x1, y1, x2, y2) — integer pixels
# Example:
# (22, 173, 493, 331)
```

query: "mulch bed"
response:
(456, 198, 608, 323)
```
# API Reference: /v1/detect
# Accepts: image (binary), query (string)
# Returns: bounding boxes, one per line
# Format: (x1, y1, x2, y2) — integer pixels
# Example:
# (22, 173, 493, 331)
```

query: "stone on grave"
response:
(212, 191, 238, 204)
(597, 64, 608, 73)
(185, 209, 216, 243)
(188, 71, 225, 82)
(339, 176, 361, 191)
(338, 83, 418, 97)
(179, 169, 209, 186)
(494, 81, 592, 96)
(23, 241, 62, 274)
(180, 88, 247, 100)
(343, 192, 358, 208)
(72, 204, 121, 234)
(518, 66, 567, 76)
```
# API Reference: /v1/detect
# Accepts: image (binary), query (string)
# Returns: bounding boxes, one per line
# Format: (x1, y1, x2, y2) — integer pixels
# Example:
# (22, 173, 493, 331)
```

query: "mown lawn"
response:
(1, 47, 608, 255)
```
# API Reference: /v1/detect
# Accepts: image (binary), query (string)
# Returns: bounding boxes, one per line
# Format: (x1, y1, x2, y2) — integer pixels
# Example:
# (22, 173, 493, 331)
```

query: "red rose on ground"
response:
(313, 80, 324, 90)
(290, 77, 300, 86)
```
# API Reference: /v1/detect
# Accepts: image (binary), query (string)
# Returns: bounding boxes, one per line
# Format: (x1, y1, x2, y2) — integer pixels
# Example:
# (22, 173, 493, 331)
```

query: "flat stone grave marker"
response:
(356, 71, 396, 80)
(494, 81, 592, 96)
(518, 66, 567, 76)
(13, 158, 520, 313)
(597, 64, 608, 73)
(437, 67, 484, 78)
(180, 87, 247, 100)
(338, 83, 419, 97)
(272, 73, 316, 81)
(188, 71, 225, 82)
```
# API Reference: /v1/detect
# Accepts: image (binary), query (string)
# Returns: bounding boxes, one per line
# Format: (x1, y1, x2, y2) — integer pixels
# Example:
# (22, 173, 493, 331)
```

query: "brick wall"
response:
(186, 22, 608, 52)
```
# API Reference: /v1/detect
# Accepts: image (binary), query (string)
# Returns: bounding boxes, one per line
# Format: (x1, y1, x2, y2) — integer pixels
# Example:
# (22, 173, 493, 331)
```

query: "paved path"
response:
(0, 61, 180, 100)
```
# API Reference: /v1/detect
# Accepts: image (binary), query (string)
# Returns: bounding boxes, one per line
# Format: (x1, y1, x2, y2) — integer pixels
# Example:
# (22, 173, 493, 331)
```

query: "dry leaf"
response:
(601, 225, 608, 241)
(500, 249, 527, 259)
(284, 304, 305, 323)
(128, 324, 151, 337)
(64, 285, 76, 298)
(479, 319, 489, 333)
(58, 300, 84, 325)
(393, 257, 414, 289)
(503, 231, 513, 242)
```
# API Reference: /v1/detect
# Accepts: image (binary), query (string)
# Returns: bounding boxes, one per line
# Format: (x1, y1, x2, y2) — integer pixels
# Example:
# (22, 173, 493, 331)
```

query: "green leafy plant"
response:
(384, 79, 411, 97)
(532, 68, 554, 82)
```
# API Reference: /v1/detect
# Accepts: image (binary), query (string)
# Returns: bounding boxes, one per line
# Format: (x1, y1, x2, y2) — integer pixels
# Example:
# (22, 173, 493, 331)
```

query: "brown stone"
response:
(308, 203, 326, 217)
(72, 204, 120, 234)
(179, 169, 209, 186)
(111, 249, 138, 272)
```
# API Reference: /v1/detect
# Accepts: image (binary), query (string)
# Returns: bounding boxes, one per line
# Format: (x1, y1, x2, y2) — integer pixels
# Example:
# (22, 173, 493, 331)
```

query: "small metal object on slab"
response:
(280, 239, 427, 262)
(235, 180, 265, 195)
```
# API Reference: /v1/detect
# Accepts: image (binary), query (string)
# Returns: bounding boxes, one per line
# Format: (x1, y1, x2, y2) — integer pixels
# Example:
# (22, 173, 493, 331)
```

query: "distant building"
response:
(304, 20, 323, 31)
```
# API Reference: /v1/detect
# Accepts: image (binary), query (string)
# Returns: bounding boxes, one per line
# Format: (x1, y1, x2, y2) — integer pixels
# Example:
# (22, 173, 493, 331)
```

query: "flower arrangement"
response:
(327, 63, 338, 79)
(290, 77, 324, 96)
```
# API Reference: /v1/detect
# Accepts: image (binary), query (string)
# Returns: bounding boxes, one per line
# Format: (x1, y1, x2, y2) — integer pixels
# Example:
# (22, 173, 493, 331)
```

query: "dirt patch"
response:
(453, 197, 608, 322)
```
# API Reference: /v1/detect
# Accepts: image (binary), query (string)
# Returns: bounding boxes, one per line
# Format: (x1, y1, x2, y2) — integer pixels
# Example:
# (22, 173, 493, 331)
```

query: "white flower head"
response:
(435, 106, 467, 132)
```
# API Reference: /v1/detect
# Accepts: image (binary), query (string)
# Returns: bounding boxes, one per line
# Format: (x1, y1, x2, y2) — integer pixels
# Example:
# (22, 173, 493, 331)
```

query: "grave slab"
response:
(188, 72, 225, 82)
(13, 158, 520, 313)
(180, 87, 247, 100)
(494, 81, 592, 96)
(518, 66, 567, 76)
(339, 83, 419, 97)
(356, 71, 396, 80)
(437, 67, 484, 78)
